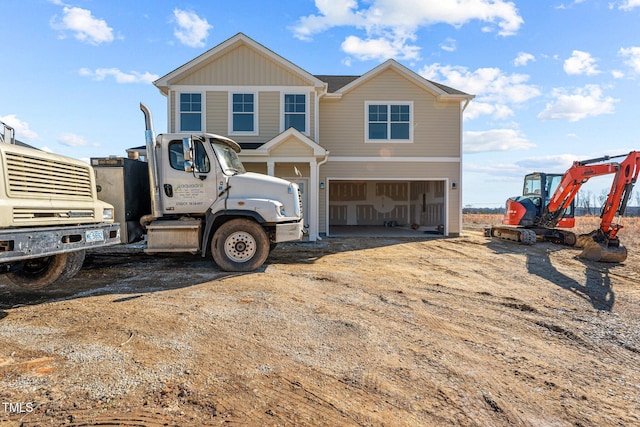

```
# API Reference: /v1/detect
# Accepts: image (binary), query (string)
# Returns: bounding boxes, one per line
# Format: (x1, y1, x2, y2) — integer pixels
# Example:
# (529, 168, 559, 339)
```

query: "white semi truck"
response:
(0, 120, 120, 289)
(91, 104, 304, 272)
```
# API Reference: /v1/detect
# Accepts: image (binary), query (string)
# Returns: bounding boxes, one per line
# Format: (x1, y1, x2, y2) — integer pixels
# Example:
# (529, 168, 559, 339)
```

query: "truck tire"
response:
(7, 250, 86, 290)
(211, 219, 269, 272)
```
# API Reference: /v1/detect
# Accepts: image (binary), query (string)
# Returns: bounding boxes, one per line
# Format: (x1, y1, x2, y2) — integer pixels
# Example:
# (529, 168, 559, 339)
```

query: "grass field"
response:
(463, 213, 640, 248)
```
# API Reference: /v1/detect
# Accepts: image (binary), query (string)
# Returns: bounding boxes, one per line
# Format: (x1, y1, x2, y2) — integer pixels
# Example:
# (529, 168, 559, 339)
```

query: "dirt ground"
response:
(1, 224, 639, 426)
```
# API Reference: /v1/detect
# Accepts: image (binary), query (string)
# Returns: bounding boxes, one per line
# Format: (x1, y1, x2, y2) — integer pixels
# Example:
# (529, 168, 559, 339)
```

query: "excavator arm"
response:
(546, 151, 639, 262)
(539, 155, 622, 228)
(598, 151, 640, 240)
(541, 152, 639, 239)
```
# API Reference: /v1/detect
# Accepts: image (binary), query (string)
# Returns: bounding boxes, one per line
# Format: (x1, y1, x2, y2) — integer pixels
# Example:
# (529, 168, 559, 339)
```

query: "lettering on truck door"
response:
(162, 140, 217, 215)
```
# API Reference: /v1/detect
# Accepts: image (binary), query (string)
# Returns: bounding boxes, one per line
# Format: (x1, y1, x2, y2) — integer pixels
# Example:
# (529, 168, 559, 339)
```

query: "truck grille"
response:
(5, 152, 93, 199)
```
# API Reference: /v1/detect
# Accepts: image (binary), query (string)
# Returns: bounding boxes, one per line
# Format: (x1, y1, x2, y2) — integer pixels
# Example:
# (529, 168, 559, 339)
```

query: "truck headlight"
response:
(275, 203, 286, 217)
(103, 208, 114, 220)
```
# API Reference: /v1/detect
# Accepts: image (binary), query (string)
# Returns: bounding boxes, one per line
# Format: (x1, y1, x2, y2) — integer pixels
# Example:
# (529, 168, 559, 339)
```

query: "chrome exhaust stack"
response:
(140, 103, 162, 222)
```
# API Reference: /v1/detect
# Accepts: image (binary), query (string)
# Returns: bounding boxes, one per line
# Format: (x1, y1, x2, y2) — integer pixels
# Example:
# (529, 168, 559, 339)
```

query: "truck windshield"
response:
(211, 141, 246, 176)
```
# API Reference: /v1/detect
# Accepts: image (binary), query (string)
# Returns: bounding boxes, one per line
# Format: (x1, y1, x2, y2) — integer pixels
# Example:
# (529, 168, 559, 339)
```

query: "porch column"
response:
(267, 161, 275, 176)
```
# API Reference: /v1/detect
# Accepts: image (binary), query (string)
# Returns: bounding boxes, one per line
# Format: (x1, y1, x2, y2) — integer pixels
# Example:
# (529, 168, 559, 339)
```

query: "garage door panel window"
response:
(366, 102, 412, 143)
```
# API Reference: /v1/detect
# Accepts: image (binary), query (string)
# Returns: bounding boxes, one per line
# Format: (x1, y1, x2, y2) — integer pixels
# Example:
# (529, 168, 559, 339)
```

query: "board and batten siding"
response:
(318, 68, 462, 158)
(171, 44, 311, 87)
(319, 161, 462, 235)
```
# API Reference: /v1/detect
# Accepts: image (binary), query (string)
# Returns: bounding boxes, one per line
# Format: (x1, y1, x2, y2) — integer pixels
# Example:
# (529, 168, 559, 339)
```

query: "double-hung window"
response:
(231, 93, 256, 134)
(366, 102, 412, 142)
(179, 93, 202, 132)
(283, 94, 306, 133)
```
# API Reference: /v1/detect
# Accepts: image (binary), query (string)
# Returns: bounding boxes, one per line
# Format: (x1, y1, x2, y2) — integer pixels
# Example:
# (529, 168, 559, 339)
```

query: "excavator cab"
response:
(503, 172, 574, 228)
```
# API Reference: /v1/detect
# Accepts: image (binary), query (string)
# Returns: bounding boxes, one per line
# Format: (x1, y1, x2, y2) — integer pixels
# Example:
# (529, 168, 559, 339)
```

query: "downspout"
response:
(315, 150, 330, 240)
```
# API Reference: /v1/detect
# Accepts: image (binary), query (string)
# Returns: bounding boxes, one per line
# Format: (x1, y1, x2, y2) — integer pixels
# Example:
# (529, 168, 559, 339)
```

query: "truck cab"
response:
(93, 104, 303, 272)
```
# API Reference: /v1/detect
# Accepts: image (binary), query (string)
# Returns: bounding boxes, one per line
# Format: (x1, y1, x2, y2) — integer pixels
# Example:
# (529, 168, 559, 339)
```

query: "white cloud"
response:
(79, 68, 159, 84)
(58, 133, 98, 148)
(563, 50, 600, 75)
(611, 70, 625, 79)
(420, 63, 540, 120)
(514, 52, 535, 67)
(173, 9, 212, 48)
(292, 0, 523, 61)
(50, 6, 114, 45)
(537, 84, 617, 122)
(618, 0, 640, 10)
(464, 129, 535, 153)
(619, 46, 640, 73)
(0, 114, 39, 141)
(515, 154, 579, 173)
(341, 34, 420, 61)
(292, 0, 364, 41)
(440, 37, 457, 52)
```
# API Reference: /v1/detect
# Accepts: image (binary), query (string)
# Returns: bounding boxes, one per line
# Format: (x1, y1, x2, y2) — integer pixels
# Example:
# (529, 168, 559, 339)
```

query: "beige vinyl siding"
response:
(307, 92, 316, 139)
(319, 161, 461, 235)
(173, 90, 316, 143)
(319, 68, 461, 158)
(172, 44, 312, 87)
(205, 91, 227, 134)
(169, 92, 176, 132)
(270, 137, 315, 157)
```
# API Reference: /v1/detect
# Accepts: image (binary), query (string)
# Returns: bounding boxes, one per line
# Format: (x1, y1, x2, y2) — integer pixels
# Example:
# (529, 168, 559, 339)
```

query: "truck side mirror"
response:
(182, 137, 194, 172)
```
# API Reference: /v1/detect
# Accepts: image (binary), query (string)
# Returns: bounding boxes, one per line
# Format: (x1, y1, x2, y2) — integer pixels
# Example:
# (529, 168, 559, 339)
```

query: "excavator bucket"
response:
(576, 233, 627, 263)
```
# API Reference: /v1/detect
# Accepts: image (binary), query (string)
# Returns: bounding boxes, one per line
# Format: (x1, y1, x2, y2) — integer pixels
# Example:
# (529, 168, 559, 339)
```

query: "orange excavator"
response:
(487, 151, 640, 262)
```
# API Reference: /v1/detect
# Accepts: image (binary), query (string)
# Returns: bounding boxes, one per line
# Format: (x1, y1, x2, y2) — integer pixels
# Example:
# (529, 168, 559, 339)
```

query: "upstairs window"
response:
(179, 93, 202, 132)
(366, 102, 412, 142)
(231, 93, 256, 134)
(284, 94, 306, 133)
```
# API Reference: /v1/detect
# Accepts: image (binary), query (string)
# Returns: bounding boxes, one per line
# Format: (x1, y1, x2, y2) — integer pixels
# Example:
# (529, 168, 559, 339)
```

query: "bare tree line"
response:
(575, 188, 640, 216)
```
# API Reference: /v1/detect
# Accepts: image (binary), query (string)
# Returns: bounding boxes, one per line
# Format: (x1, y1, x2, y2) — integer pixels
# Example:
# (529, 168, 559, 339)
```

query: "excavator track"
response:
(487, 226, 537, 245)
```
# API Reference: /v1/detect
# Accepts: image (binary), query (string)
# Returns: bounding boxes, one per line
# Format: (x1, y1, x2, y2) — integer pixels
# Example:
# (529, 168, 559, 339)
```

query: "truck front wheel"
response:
(7, 250, 86, 290)
(211, 219, 269, 272)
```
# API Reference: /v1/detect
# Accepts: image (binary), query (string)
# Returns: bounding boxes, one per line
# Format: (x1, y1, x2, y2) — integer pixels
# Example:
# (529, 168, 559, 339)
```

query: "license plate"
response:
(85, 229, 104, 243)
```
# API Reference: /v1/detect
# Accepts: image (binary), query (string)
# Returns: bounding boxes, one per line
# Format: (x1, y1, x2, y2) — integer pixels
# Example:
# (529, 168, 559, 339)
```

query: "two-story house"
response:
(153, 33, 474, 241)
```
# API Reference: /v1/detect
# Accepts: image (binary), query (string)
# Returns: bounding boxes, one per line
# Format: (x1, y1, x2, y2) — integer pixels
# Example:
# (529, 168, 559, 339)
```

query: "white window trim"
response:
(281, 92, 310, 136)
(364, 101, 414, 143)
(176, 91, 205, 132)
(228, 92, 259, 136)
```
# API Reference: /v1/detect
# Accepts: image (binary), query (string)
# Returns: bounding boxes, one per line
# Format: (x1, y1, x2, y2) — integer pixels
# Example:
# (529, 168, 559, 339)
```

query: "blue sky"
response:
(2, 0, 640, 207)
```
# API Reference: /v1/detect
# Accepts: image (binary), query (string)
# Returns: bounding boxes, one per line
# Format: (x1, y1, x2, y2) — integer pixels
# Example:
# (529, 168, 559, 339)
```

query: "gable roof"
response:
(255, 127, 328, 156)
(314, 75, 360, 93)
(154, 33, 327, 94)
(318, 60, 473, 101)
